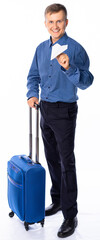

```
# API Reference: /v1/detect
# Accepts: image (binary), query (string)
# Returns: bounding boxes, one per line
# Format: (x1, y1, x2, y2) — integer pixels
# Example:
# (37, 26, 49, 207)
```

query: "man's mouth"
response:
(52, 29, 60, 33)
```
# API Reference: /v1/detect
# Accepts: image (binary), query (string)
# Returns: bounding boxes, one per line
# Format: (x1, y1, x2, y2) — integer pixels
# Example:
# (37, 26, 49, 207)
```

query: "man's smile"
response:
(52, 29, 60, 33)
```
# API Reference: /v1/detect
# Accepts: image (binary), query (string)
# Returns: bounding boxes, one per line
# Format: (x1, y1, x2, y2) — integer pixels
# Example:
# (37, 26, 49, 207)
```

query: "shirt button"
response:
(49, 76, 51, 78)
(46, 97, 48, 99)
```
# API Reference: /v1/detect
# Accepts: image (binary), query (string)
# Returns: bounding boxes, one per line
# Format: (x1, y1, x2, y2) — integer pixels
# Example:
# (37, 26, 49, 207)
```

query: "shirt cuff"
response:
(61, 64, 77, 74)
(61, 64, 80, 86)
(26, 91, 39, 100)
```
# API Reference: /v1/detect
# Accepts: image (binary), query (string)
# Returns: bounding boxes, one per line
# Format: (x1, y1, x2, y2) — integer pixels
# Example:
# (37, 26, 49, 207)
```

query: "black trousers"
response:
(40, 100, 78, 220)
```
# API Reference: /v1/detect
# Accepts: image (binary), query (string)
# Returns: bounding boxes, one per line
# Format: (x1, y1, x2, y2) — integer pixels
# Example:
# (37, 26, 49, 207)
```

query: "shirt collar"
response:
(49, 32, 68, 47)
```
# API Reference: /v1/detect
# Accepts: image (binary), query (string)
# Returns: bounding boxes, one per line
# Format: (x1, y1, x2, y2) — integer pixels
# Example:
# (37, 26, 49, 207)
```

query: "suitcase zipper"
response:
(8, 175, 22, 189)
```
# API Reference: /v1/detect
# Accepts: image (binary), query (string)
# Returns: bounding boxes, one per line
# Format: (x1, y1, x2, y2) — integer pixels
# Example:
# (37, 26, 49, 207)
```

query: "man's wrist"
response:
(65, 64, 70, 70)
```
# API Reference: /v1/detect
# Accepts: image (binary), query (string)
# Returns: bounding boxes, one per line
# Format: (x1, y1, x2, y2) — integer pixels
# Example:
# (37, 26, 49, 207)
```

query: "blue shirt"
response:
(27, 33, 94, 102)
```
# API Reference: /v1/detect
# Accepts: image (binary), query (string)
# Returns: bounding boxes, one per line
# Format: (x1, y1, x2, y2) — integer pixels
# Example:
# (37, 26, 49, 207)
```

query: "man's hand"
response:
(56, 53, 70, 70)
(27, 97, 39, 109)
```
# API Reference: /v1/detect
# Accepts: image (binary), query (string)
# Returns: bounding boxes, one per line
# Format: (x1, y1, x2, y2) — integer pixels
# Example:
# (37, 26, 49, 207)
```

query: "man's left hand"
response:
(56, 53, 70, 70)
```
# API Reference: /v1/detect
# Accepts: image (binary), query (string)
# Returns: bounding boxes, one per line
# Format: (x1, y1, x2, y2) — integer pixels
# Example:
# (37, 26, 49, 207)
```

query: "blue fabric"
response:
(7, 155, 45, 223)
(7, 161, 25, 221)
(27, 32, 94, 103)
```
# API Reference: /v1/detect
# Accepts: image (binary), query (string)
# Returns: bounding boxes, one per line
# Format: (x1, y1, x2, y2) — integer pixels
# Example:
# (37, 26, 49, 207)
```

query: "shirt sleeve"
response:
(61, 44, 94, 90)
(27, 48, 40, 99)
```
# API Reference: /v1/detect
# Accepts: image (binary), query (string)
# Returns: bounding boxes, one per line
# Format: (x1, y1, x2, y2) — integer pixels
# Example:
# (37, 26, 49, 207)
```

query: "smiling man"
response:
(45, 7, 68, 44)
(27, 3, 94, 238)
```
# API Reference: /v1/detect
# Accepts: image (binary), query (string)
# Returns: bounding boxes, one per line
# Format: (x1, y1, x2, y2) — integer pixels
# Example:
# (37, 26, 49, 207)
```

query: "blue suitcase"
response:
(7, 105, 46, 230)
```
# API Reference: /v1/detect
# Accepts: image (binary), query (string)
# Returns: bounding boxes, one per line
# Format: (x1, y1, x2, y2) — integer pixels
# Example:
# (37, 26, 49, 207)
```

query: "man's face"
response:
(45, 10, 68, 43)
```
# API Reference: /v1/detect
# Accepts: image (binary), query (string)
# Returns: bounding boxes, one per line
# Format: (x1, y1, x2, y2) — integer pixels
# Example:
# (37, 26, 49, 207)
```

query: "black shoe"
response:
(45, 203, 61, 216)
(57, 217, 78, 238)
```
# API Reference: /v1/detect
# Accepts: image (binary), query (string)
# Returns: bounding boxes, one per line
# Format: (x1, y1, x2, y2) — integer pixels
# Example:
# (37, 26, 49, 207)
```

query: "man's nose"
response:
(53, 22, 58, 28)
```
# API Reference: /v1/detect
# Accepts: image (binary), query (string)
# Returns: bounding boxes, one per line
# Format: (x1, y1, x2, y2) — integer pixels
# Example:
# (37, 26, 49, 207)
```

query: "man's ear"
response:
(44, 18, 47, 28)
(66, 19, 68, 27)
(44, 20, 46, 28)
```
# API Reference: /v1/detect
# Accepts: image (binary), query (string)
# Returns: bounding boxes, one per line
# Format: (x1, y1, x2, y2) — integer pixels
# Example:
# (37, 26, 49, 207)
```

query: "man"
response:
(27, 3, 94, 238)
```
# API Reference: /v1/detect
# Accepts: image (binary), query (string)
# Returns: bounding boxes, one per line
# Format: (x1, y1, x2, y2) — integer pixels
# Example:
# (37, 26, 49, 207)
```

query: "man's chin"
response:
(51, 33, 64, 43)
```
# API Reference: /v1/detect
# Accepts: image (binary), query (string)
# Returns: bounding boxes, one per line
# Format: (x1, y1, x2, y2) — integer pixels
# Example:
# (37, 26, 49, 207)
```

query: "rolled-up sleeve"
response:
(62, 45, 94, 90)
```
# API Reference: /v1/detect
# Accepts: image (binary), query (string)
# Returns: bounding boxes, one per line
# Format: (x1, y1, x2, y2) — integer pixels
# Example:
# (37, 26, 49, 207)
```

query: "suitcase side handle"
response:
(29, 104, 40, 164)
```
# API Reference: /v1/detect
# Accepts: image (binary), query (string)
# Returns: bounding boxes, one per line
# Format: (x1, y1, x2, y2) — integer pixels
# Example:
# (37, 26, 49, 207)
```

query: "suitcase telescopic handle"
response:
(29, 103, 40, 163)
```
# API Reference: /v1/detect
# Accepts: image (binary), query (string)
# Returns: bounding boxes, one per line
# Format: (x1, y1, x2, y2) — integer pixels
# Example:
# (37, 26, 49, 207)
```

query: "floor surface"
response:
(0, 199, 100, 240)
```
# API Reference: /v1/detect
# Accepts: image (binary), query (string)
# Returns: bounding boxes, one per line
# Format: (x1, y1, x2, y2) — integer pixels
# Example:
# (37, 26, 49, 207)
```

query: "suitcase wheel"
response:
(41, 219, 44, 227)
(24, 222, 29, 231)
(9, 211, 14, 218)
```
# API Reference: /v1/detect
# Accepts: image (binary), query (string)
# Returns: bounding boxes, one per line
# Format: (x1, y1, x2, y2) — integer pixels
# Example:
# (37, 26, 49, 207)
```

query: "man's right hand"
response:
(27, 97, 39, 109)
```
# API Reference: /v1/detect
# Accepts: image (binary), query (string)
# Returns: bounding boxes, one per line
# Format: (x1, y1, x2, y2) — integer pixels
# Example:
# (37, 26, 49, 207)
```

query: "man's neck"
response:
(51, 32, 65, 44)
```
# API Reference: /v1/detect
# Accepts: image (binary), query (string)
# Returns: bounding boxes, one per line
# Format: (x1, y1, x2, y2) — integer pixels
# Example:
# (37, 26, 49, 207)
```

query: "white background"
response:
(0, 0, 100, 239)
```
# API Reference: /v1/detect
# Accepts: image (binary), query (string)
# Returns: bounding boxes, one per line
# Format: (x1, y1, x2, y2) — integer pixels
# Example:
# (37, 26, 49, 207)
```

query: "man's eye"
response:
(49, 21, 53, 24)
(57, 20, 61, 23)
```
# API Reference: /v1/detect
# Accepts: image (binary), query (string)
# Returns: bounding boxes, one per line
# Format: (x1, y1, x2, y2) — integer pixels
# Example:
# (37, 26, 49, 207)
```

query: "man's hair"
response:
(44, 3, 67, 19)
